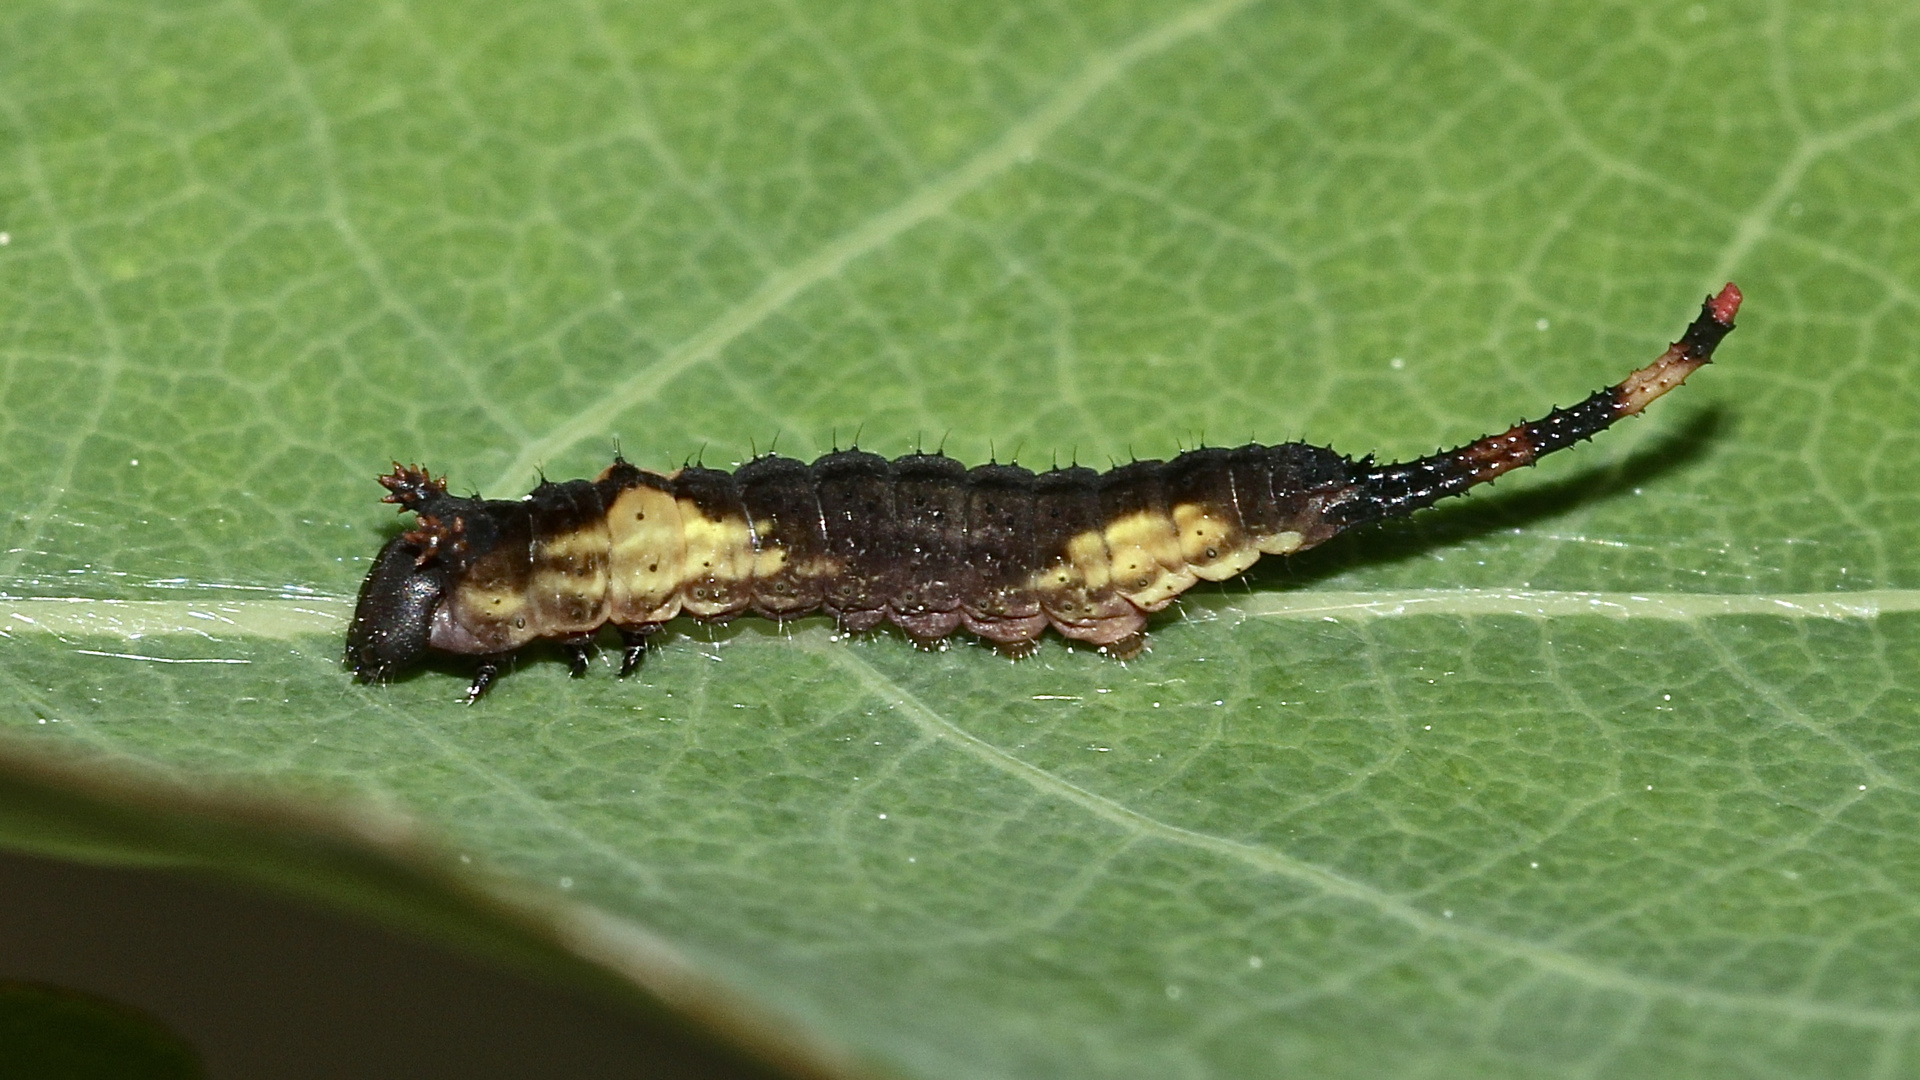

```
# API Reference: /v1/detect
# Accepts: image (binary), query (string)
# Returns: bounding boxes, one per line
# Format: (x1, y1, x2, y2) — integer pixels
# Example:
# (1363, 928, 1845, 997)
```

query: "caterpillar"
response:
(348, 284, 1742, 701)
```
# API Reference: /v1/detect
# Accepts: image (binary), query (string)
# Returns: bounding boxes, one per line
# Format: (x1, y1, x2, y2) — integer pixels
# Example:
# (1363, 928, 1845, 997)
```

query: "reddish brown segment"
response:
(1323, 284, 1741, 530)
(346, 286, 1741, 700)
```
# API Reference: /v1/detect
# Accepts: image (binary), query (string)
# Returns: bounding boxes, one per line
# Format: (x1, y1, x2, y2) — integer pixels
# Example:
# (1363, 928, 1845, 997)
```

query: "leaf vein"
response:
(487, 0, 1264, 493)
(809, 633, 1920, 1029)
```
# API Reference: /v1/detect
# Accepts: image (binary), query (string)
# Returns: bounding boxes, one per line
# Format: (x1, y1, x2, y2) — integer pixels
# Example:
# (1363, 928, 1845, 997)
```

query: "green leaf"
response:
(1, 0, 1915, 1076)
(0, 982, 202, 1079)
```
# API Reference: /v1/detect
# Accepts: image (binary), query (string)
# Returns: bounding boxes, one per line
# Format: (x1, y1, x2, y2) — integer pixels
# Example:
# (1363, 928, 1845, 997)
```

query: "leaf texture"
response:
(2, 1, 1918, 1076)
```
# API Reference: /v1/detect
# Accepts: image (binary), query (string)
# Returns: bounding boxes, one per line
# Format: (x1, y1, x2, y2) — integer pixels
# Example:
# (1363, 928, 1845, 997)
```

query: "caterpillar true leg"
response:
(464, 660, 502, 705)
(617, 626, 658, 677)
(561, 639, 594, 679)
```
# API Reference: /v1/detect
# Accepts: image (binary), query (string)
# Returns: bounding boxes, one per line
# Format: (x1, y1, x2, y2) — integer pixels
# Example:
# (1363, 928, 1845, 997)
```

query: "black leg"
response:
(464, 660, 500, 704)
(618, 627, 656, 677)
(562, 641, 593, 678)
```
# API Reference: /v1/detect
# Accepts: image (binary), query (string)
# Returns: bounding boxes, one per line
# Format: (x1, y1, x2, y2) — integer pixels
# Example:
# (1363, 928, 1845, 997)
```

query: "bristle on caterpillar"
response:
(347, 287, 1741, 701)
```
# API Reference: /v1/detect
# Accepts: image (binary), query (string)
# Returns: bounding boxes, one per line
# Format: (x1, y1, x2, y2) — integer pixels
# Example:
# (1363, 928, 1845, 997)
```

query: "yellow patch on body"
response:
(447, 549, 539, 650)
(745, 509, 830, 584)
(1021, 529, 1113, 621)
(677, 499, 755, 616)
(1171, 502, 1259, 582)
(1256, 529, 1305, 555)
(529, 522, 612, 633)
(606, 484, 686, 624)
(1065, 530, 1113, 591)
(1102, 510, 1196, 610)
(750, 543, 789, 581)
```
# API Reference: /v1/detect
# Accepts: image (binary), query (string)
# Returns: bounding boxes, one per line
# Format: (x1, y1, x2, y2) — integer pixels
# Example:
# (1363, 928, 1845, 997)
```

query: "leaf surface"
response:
(2, 1, 1917, 1076)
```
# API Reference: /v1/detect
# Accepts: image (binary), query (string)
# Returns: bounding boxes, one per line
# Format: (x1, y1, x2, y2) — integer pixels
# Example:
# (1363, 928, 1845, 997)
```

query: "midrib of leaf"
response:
(9, 596, 1908, 1037)
(6, 1, 1917, 1075)
(3, 589, 1918, 643)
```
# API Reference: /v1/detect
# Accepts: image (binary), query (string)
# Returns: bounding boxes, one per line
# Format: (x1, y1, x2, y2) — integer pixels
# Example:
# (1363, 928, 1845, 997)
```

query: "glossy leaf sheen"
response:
(3, 1, 1917, 1077)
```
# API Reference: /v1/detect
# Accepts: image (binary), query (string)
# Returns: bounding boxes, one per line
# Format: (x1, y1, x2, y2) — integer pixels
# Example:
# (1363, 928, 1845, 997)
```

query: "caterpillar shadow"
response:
(1245, 406, 1725, 592)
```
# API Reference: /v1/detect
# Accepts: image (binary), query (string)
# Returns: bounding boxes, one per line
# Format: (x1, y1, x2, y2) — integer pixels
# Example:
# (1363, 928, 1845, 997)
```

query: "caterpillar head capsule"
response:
(345, 532, 449, 682)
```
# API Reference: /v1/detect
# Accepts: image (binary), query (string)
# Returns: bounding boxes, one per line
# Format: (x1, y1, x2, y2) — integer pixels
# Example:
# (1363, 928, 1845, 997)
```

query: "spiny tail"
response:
(1328, 283, 1742, 528)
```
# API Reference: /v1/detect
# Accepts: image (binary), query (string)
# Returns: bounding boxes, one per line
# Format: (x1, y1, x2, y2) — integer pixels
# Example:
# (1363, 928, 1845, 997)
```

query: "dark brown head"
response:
(345, 533, 448, 682)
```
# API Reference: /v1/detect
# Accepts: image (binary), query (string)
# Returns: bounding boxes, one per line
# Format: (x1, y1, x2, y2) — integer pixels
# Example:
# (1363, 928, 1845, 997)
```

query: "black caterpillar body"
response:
(348, 286, 1742, 700)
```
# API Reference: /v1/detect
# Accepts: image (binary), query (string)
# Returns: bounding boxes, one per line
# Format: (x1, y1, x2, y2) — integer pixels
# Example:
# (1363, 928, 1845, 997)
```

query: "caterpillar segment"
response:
(347, 285, 1741, 700)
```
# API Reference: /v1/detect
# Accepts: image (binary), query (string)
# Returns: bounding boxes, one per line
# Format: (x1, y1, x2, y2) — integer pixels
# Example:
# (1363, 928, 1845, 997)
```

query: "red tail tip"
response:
(1709, 282, 1742, 325)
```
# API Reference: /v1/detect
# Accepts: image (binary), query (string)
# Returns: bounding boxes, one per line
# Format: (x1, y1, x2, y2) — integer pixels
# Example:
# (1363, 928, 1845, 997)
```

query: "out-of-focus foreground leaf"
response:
(0, 981, 202, 1079)
(3, 1, 1918, 1076)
